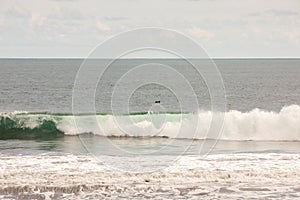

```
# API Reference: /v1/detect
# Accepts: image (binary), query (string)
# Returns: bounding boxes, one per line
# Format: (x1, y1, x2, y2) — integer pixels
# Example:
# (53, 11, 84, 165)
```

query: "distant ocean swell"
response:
(0, 105, 300, 141)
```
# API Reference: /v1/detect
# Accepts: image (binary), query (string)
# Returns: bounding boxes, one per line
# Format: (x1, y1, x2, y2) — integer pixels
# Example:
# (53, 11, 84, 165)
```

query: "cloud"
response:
(49, 0, 78, 1)
(0, 0, 300, 57)
(104, 16, 127, 21)
(267, 9, 300, 16)
(0, 5, 110, 46)
(96, 19, 110, 31)
(283, 30, 300, 44)
(248, 9, 300, 17)
(4, 7, 31, 19)
(247, 11, 261, 17)
(187, 27, 215, 40)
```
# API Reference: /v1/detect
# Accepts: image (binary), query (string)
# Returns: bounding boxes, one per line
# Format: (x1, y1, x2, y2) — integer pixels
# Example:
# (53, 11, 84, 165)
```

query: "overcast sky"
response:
(0, 0, 299, 58)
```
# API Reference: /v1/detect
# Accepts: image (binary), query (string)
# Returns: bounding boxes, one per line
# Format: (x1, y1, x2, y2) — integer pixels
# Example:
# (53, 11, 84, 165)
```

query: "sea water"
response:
(0, 59, 300, 199)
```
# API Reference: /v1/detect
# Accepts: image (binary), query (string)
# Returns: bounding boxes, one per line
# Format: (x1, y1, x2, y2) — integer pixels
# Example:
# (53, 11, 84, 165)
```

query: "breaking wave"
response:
(0, 105, 300, 141)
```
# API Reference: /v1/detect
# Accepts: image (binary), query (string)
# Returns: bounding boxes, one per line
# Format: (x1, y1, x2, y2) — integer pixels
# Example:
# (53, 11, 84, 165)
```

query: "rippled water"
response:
(0, 59, 299, 199)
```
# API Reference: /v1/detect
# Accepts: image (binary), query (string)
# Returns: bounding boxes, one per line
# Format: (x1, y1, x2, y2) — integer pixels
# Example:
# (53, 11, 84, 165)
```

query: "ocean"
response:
(0, 59, 300, 199)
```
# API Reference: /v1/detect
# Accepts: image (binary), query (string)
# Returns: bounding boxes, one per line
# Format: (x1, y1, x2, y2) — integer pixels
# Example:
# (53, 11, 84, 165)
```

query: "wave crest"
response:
(0, 105, 300, 141)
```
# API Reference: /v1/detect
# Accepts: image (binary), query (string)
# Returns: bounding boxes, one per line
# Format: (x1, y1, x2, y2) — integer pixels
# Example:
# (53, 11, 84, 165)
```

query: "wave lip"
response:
(0, 104, 300, 141)
(0, 113, 63, 140)
(221, 104, 300, 141)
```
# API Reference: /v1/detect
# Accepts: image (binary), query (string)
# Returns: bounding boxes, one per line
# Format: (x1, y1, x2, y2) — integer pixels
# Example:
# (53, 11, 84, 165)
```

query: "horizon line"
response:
(0, 57, 300, 59)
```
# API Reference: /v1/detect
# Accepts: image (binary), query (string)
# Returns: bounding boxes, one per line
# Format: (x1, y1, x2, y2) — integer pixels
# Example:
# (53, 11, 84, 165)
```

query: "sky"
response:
(0, 0, 299, 58)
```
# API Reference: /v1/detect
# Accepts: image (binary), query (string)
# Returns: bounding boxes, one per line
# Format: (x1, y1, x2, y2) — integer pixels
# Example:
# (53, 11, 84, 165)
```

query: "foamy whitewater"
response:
(1, 104, 300, 141)
(1, 153, 300, 199)
(1, 59, 300, 199)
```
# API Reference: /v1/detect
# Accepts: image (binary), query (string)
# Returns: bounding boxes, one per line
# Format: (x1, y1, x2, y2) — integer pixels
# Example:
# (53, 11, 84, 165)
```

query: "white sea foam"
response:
(59, 104, 300, 140)
(0, 153, 299, 199)
(1, 104, 300, 141)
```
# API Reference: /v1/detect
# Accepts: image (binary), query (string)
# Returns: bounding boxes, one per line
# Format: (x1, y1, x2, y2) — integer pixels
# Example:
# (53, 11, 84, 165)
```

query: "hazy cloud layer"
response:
(0, 0, 299, 57)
